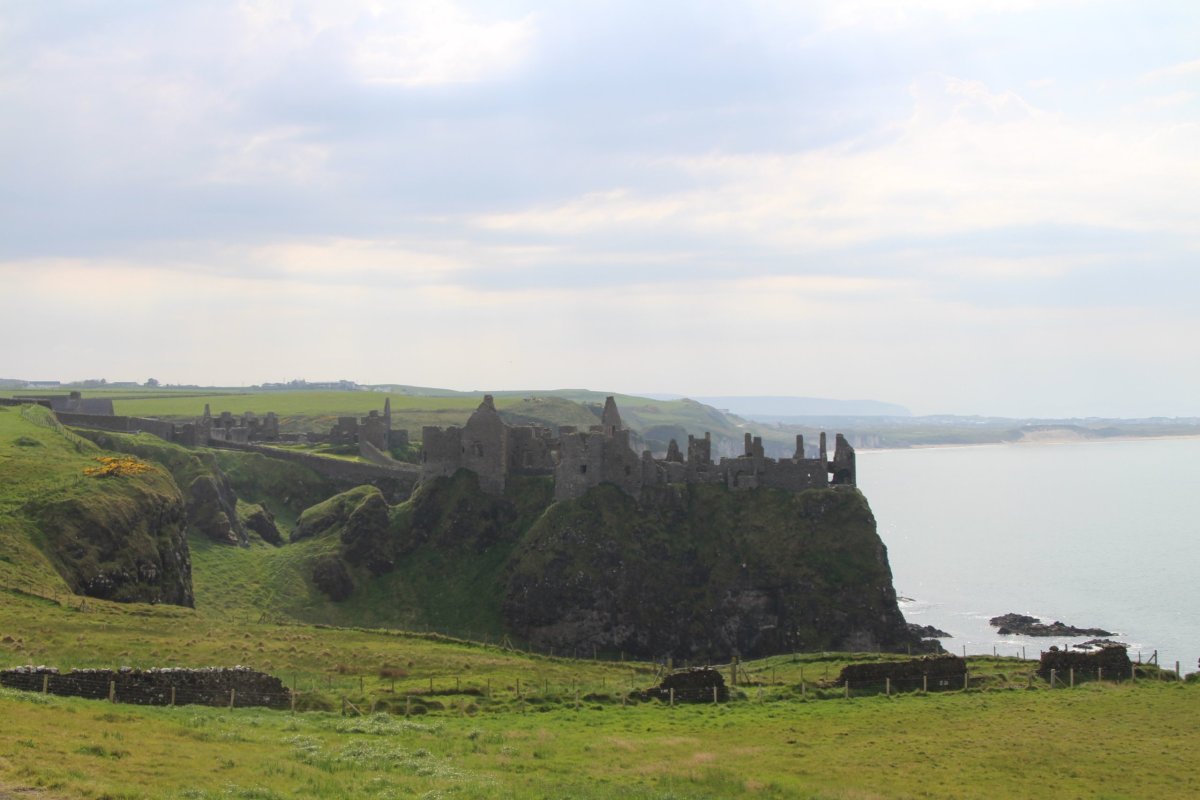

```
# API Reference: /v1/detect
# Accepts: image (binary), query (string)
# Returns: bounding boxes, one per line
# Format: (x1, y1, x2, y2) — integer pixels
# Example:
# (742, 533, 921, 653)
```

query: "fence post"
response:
(844, 681, 850, 700)
(923, 674, 928, 694)
(1098, 667, 1103, 683)
(1176, 661, 1181, 679)
(109, 681, 115, 703)
(291, 691, 296, 714)
(669, 688, 675, 707)
(170, 687, 176, 707)
(1069, 669, 1074, 688)
(963, 671, 968, 691)
(713, 686, 718, 704)
(801, 681, 806, 700)
(230, 689, 236, 709)
(42, 674, 48, 694)
(886, 677, 891, 697)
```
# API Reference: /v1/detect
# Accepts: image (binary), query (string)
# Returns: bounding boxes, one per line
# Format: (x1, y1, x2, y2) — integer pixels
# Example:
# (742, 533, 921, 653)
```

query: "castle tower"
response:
(382, 397, 392, 449)
(462, 395, 508, 494)
(831, 434, 857, 486)
(794, 434, 805, 460)
(600, 396, 623, 434)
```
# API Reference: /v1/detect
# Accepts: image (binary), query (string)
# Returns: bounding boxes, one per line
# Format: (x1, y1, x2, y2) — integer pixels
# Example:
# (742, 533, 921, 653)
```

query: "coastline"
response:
(856, 431, 1200, 454)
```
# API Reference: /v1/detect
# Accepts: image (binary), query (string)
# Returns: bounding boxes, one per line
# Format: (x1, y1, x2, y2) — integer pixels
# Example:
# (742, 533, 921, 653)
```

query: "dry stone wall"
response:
(0, 665, 290, 709)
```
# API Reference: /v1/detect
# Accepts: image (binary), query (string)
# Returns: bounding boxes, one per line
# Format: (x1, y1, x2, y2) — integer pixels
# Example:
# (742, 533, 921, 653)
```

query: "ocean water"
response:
(856, 437, 1200, 674)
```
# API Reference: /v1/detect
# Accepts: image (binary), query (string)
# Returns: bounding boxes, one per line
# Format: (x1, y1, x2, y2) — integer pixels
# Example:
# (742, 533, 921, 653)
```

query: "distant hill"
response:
(652, 395, 912, 420)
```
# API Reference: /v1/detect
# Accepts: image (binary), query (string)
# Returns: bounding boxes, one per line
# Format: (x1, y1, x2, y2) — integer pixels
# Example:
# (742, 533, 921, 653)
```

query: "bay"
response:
(856, 436, 1200, 674)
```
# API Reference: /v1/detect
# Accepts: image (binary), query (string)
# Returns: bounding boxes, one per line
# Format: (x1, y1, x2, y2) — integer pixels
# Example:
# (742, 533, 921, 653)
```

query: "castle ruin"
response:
(420, 395, 855, 500)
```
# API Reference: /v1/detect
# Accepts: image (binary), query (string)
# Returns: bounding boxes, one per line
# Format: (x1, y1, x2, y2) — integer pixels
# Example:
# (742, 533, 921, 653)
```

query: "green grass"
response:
(4, 400, 1200, 797)
(0, 407, 86, 598)
(1, 659, 1196, 798)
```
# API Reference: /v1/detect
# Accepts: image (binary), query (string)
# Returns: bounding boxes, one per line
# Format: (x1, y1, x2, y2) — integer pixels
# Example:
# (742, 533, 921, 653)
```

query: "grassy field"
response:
(4, 400, 1200, 798)
(8, 386, 793, 452)
(3, 582, 1197, 799)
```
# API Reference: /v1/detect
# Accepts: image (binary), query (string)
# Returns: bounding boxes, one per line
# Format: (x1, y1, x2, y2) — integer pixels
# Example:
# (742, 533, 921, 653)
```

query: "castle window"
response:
(580, 464, 588, 474)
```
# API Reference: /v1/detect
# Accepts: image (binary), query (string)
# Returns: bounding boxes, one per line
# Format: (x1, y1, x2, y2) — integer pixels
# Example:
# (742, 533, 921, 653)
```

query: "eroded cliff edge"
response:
(503, 482, 919, 659)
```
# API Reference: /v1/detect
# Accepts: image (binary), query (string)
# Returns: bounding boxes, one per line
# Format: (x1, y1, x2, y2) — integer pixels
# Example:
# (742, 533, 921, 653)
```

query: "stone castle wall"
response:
(421, 395, 856, 502)
(209, 440, 419, 503)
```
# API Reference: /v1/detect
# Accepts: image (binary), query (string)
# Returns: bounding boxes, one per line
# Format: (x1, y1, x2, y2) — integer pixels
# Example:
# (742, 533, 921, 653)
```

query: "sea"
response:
(856, 436, 1200, 674)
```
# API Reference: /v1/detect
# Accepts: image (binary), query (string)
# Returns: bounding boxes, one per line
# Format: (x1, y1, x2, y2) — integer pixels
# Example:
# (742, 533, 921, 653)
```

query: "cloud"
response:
(2, 1, 1199, 415)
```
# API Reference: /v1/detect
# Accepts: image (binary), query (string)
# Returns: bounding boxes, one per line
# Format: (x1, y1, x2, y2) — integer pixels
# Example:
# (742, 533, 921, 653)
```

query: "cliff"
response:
(300, 470, 921, 660)
(1, 406, 193, 606)
(503, 482, 919, 659)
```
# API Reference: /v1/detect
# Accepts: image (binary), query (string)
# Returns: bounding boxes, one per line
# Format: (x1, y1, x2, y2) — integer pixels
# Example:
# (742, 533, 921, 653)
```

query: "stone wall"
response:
(1038, 645, 1132, 680)
(209, 440, 419, 503)
(838, 655, 965, 685)
(57, 411, 179, 442)
(0, 665, 289, 709)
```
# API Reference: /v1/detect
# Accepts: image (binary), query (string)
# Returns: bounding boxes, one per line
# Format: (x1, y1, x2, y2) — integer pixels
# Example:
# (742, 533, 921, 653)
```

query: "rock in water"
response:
(989, 613, 1114, 637)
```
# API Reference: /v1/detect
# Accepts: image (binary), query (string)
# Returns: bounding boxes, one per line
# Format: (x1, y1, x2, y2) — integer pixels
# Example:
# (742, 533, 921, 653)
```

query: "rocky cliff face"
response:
(75, 430, 248, 546)
(502, 483, 921, 660)
(27, 467, 194, 606)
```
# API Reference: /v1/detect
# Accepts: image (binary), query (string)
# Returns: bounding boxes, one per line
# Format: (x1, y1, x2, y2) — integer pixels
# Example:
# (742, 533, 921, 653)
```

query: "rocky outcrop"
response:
(26, 467, 193, 606)
(312, 556, 354, 601)
(74, 429, 248, 546)
(990, 613, 1114, 637)
(293, 486, 396, 599)
(908, 623, 952, 639)
(241, 503, 283, 546)
(503, 482, 926, 661)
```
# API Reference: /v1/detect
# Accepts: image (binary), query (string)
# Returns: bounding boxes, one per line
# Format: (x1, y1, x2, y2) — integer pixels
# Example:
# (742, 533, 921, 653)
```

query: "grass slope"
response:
(0, 406, 190, 604)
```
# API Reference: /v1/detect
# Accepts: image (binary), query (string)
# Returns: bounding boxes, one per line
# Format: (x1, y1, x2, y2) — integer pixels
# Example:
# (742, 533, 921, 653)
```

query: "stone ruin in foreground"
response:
(421, 395, 856, 501)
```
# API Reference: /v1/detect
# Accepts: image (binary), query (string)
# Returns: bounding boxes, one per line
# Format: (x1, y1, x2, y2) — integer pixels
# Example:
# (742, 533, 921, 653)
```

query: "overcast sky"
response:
(2, 1, 1197, 416)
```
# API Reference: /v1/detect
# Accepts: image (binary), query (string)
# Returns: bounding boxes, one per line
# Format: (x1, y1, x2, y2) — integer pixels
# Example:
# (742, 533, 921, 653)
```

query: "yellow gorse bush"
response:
(83, 456, 153, 478)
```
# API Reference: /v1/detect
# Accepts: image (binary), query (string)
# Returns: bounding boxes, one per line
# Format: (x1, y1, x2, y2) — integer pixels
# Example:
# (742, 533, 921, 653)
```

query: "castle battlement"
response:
(419, 395, 855, 499)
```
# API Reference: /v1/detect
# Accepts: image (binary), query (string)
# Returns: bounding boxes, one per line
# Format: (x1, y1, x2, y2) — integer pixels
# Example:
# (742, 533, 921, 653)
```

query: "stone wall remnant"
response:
(418, 395, 856, 500)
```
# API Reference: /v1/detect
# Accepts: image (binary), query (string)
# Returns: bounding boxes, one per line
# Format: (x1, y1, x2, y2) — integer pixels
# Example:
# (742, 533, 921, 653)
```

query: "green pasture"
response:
(5, 400, 1200, 797)
(1, 650, 1196, 799)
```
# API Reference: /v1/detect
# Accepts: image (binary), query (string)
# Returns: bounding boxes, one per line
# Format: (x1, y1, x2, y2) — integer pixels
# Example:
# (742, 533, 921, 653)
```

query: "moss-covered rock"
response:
(292, 485, 394, 588)
(502, 483, 920, 660)
(312, 556, 354, 601)
(239, 502, 283, 546)
(26, 461, 193, 606)
(73, 430, 247, 546)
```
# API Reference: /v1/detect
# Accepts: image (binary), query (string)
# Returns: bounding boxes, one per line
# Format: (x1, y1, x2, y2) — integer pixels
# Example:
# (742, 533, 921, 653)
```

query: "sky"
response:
(1, 1, 1197, 417)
